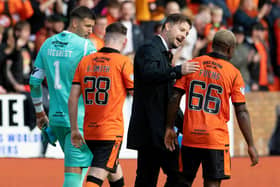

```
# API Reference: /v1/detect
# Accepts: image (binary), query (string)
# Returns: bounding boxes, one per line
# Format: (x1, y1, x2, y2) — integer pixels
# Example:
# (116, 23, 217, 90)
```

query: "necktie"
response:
(166, 50, 173, 62)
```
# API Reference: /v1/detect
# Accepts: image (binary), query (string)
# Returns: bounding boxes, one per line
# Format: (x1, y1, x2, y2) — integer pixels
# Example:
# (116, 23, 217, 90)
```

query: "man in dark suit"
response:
(127, 14, 199, 187)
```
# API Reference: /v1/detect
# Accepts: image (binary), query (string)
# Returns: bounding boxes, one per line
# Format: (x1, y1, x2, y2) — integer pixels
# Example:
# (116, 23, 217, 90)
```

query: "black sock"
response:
(87, 175, 103, 186)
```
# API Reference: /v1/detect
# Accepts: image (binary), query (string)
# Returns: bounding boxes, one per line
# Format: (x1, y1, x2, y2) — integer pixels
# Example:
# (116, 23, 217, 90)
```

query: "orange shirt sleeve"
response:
(72, 61, 83, 84)
(231, 70, 246, 103)
(174, 75, 187, 91)
(121, 57, 134, 89)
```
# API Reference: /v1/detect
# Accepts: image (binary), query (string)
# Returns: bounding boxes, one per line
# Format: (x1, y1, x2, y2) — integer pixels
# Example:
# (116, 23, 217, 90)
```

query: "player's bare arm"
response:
(29, 67, 49, 130)
(234, 103, 259, 166)
(164, 89, 184, 151)
(68, 84, 85, 148)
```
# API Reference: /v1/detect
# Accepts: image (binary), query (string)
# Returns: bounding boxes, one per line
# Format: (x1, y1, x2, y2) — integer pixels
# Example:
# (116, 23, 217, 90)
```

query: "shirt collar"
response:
(158, 34, 169, 51)
(99, 47, 120, 53)
(208, 52, 229, 61)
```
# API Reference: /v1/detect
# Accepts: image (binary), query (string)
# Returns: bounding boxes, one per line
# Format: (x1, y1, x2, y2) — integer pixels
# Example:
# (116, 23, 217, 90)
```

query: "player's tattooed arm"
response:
(166, 88, 184, 129)
(165, 88, 184, 151)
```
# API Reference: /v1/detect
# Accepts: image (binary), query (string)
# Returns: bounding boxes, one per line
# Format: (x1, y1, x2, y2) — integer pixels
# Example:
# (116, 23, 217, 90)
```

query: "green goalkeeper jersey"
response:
(29, 31, 96, 128)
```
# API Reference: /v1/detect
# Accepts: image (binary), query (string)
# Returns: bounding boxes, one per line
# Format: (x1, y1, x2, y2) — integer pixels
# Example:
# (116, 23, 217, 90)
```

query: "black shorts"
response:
(86, 137, 122, 173)
(181, 146, 231, 181)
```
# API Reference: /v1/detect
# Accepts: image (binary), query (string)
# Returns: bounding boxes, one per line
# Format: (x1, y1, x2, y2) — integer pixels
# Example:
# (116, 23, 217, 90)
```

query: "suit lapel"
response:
(152, 36, 173, 65)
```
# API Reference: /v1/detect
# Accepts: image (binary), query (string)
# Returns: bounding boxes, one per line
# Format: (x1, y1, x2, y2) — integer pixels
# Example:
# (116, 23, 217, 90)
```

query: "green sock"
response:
(63, 172, 82, 187)
(80, 168, 89, 186)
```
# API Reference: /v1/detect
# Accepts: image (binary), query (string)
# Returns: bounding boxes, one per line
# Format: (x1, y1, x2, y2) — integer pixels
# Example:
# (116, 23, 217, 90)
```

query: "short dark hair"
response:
(120, 0, 134, 9)
(95, 14, 107, 20)
(106, 22, 127, 35)
(212, 29, 236, 51)
(162, 13, 192, 31)
(107, 0, 120, 8)
(69, 6, 96, 21)
(14, 21, 30, 32)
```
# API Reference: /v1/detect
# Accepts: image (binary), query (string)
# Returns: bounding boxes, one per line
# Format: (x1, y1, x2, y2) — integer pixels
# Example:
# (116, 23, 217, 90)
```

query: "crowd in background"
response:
(0, 0, 280, 129)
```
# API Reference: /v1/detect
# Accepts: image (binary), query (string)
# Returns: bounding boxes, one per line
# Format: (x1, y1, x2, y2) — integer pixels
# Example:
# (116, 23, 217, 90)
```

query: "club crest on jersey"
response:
(130, 74, 134, 81)
(240, 87, 245, 95)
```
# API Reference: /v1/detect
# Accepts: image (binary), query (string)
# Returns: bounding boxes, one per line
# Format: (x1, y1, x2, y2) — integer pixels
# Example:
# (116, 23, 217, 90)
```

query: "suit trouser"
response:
(134, 146, 188, 187)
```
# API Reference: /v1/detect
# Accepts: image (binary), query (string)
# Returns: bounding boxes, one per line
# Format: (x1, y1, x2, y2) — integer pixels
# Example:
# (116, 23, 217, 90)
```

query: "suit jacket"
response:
(127, 35, 183, 150)
(132, 23, 144, 53)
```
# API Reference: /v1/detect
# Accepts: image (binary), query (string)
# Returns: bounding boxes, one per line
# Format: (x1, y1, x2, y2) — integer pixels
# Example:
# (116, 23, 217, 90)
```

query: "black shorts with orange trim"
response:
(86, 137, 122, 173)
(180, 146, 231, 181)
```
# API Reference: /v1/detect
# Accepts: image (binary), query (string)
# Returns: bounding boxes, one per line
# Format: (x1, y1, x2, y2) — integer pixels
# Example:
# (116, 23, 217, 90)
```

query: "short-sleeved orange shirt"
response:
(174, 53, 245, 150)
(73, 47, 134, 140)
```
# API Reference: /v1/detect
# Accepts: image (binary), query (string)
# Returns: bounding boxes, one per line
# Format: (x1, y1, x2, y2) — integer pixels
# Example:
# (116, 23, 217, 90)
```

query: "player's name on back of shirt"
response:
(199, 69, 220, 81)
(87, 64, 110, 73)
(47, 49, 73, 57)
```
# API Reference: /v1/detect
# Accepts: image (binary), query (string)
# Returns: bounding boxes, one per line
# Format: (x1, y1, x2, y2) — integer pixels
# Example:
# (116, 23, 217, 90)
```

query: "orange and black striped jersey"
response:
(73, 47, 134, 140)
(174, 52, 246, 149)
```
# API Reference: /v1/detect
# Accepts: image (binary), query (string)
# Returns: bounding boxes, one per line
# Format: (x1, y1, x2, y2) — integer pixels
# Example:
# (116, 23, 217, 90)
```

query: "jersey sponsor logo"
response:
(130, 74, 134, 81)
(51, 41, 68, 47)
(202, 61, 223, 69)
(93, 56, 110, 62)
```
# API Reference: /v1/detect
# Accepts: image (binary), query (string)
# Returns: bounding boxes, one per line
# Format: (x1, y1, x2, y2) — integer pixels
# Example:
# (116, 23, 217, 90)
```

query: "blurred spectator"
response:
(186, 0, 204, 14)
(153, 22, 162, 35)
(37, 0, 64, 16)
(103, 0, 120, 24)
(2, 22, 36, 129)
(225, 0, 259, 14)
(89, 14, 107, 50)
(192, 5, 211, 57)
(233, 0, 271, 36)
(35, 14, 65, 52)
(266, 0, 280, 77)
(6, 21, 35, 92)
(119, 0, 144, 55)
(51, 14, 65, 33)
(28, 0, 64, 34)
(186, 0, 231, 24)
(268, 104, 280, 155)
(204, 6, 226, 52)
(0, 0, 34, 28)
(247, 22, 274, 91)
(193, 5, 211, 36)
(135, 0, 165, 40)
(276, 18, 280, 69)
(92, 0, 109, 15)
(77, 0, 95, 9)
(0, 25, 10, 94)
(164, 0, 180, 16)
(1, 27, 15, 90)
(159, 0, 181, 24)
(204, 0, 231, 24)
(266, 0, 280, 26)
(231, 25, 251, 91)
